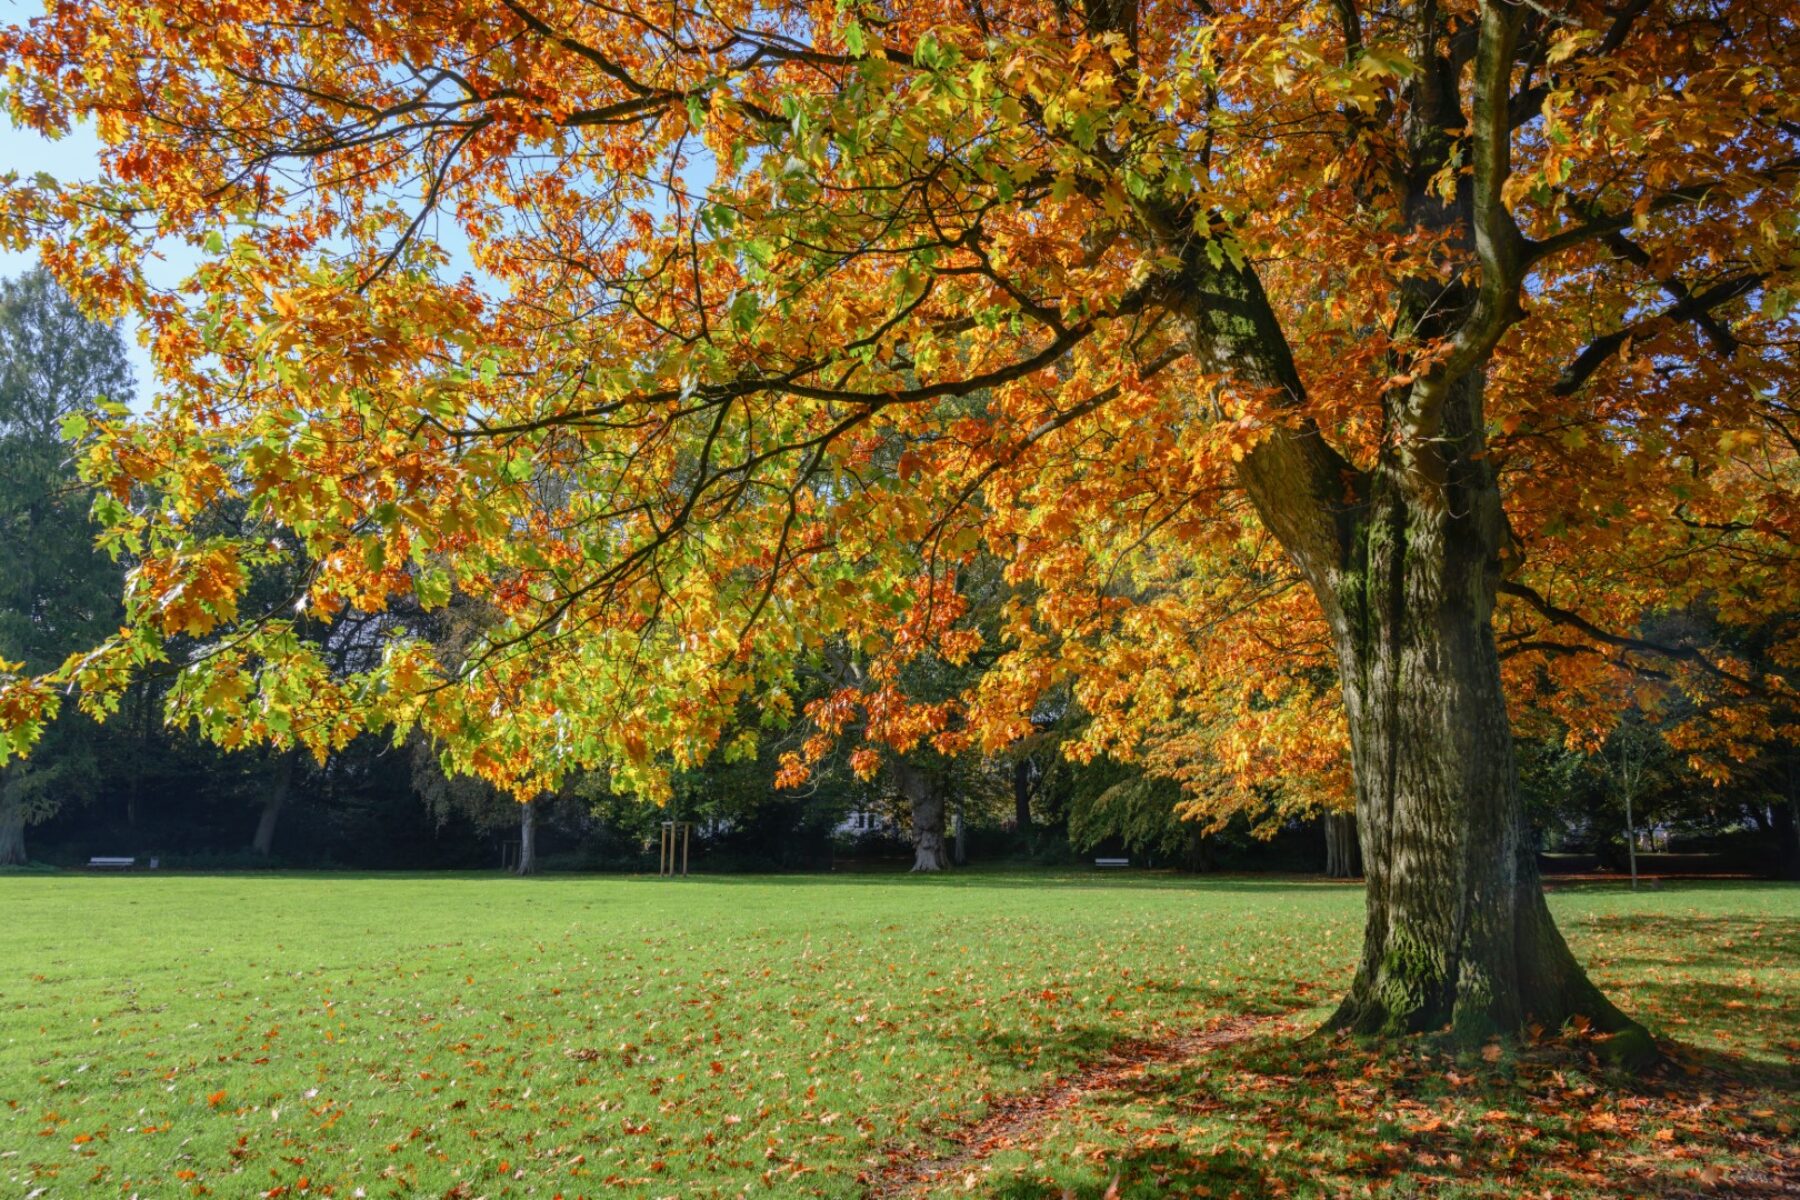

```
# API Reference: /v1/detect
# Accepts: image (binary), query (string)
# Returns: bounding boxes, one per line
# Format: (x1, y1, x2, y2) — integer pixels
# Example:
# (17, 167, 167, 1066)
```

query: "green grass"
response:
(1, 872, 1793, 1198)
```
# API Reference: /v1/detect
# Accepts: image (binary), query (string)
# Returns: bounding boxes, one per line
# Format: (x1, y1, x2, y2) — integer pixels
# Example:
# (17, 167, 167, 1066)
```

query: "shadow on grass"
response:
(956, 1026, 1798, 1200)
(983, 1144, 1278, 1199)
(1568, 912, 1800, 1067)
(897, 912, 1799, 1200)
(1570, 913, 1800, 971)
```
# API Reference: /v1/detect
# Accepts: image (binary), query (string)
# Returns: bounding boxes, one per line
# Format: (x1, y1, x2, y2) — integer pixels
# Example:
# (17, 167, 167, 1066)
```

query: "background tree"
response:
(0, 270, 132, 863)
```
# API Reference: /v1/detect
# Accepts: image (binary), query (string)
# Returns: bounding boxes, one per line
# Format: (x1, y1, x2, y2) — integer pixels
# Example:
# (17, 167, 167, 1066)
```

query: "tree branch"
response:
(1499, 580, 1758, 691)
(1397, 0, 1526, 479)
(1524, 158, 1800, 267)
(1551, 271, 1764, 395)
(1602, 234, 1742, 356)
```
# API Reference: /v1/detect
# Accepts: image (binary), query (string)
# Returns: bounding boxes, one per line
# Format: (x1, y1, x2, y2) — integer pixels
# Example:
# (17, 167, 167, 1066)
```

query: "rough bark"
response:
(1324, 811, 1361, 878)
(1311, 377, 1642, 1053)
(251, 750, 296, 857)
(516, 798, 538, 876)
(897, 762, 950, 872)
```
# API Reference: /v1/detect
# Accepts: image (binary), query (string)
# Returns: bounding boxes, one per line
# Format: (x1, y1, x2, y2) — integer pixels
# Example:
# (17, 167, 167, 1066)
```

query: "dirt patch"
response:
(860, 1011, 1292, 1199)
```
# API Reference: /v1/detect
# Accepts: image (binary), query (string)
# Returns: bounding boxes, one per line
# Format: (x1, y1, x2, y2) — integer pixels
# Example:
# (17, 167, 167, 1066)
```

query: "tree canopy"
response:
(3, 0, 1785, 792)
(1, 0, 1795, 1038)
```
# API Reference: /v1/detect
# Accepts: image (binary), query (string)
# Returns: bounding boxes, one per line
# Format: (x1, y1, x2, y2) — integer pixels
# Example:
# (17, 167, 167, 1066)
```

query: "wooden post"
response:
(660, 821, 691, 877)
(1625, 790, 1639, 893)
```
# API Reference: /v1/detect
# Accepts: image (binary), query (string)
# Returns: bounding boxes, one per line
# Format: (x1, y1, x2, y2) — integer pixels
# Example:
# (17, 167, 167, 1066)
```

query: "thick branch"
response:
(1525, 159, 1800, 267)
(1552, 272, 1764, 395)
(1499, 580, 1758, 691)
(1401, 0, 1527, 455)
(1602, 234, 1742, 356)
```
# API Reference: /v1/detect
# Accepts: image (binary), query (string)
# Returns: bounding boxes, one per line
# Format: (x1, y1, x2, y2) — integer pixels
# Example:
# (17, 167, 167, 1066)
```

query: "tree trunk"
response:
(1155, 55, 1641, 1050)
(251, 750, 296, 857)
(1771, 795, 1800, 881)
(0, 785, 25, 866)
(1215, 371, 1633, 1054)
(1315, 420, 1642, 1052)
(516, 798, 538, 876)
(126, 680, 153, 827)
(1013, 757, 1033, 832)
(896, 762, 949, 872)
(1185, 825, 1214, 873)
(1324, 811, 1361, 878)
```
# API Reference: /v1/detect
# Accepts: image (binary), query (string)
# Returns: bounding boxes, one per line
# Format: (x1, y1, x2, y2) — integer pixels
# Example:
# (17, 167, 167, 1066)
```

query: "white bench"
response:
(86, 856, 136, 870)
(1094, 857, 1129, 869)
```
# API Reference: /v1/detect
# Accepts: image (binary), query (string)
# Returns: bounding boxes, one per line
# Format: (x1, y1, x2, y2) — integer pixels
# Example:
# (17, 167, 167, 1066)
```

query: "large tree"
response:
(0, 269, 133, 863)
(1, 0, 1794, 1045)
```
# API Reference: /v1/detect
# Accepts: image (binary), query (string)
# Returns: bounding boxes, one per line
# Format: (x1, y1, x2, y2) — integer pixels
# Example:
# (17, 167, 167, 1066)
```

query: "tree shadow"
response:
(1565, 911, 1800, 1068)
(898, 1002, 1797, 1199)
(1570, 912, 1800, 971)
(980, 1142, 1277, 1199)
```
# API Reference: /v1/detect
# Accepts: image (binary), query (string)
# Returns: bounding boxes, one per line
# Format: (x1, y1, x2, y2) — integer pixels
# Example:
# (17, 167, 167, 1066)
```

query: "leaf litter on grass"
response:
(0, 874, 1792, 1199)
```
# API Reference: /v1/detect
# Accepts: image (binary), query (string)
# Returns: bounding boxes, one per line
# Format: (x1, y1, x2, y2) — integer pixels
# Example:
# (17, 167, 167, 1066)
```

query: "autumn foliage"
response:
(0, 0, 1792, 831)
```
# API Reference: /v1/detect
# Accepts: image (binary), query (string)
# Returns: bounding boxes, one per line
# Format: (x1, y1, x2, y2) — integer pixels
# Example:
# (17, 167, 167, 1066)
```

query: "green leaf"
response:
(914, 32, 945, 71)
(728, 290, 761, 333)
(59, 412, 90, 442)
(414, 567, 453, 610)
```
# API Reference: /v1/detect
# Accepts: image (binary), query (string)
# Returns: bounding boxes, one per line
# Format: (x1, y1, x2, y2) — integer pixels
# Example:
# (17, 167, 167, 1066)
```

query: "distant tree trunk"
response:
(0, 779, 26, 866)
(251, 750, 297, 857)
(1771, 794, 1800, 881)
(1324, 811, 1361, 878)
(896, 762, 949, 872)
(953, 800, 966, 866)
(1184, 825, 1215, 873)
(516, 798, 538, 876)
(1013, 758, 1033, 831)
(126, 683, 151, 827)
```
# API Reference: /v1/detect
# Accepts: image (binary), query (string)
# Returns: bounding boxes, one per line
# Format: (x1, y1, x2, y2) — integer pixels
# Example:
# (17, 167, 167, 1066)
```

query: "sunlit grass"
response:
(1, 871, 1791, 1198)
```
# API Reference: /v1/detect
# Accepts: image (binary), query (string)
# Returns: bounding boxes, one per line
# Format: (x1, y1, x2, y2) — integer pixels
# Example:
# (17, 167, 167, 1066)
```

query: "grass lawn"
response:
(1, 871, 1793, 1198)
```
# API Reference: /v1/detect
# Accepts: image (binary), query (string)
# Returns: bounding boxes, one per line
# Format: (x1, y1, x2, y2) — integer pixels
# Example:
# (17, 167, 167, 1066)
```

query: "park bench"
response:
(86, 856, 136, 870)
(1094, 857, 1129, 869)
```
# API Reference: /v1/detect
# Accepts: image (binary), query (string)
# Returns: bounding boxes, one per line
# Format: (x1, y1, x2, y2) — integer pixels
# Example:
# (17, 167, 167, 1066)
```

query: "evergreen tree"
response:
(0, 271, 134, 864)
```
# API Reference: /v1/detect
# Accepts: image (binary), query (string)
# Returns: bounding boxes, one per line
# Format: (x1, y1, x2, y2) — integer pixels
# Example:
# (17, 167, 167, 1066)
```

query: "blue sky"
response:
(2, 0, 171, 403)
